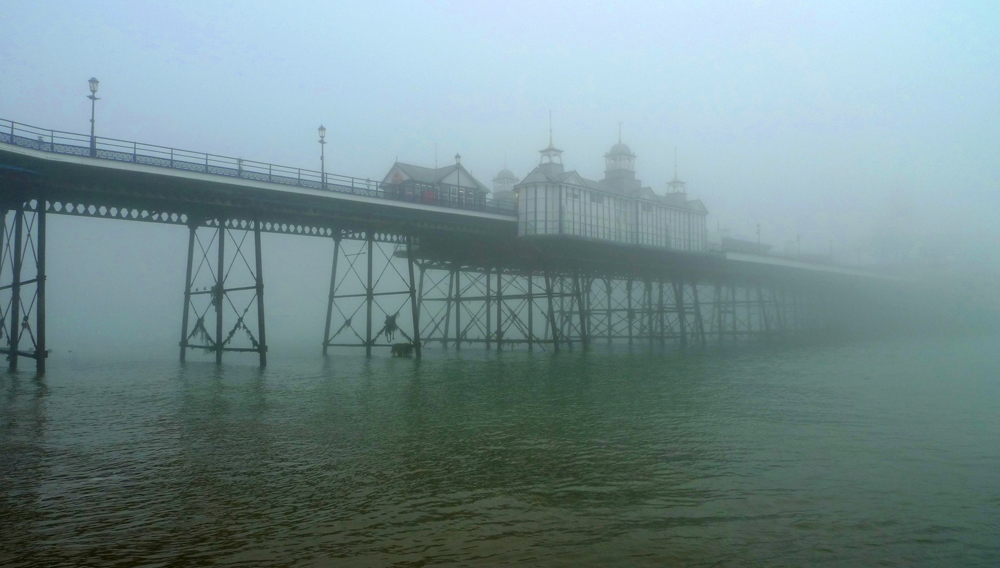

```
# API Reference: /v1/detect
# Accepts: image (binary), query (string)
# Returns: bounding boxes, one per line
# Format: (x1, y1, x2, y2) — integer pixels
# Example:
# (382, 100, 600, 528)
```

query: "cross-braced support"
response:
(0, 198, 46, 373)
(322, 231, 419, 357)
(179, 219, 267, 366)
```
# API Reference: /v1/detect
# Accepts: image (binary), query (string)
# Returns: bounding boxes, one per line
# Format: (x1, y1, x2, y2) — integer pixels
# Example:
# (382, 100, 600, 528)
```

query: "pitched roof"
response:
(386, 162, 488, 192)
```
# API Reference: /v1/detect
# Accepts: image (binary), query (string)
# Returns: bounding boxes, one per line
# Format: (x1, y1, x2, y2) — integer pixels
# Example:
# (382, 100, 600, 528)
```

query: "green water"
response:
(2, 335, 998, 566)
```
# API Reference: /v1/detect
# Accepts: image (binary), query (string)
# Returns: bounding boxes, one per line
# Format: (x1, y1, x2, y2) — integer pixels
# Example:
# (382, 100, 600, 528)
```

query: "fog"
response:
(2, 1, 998, 355)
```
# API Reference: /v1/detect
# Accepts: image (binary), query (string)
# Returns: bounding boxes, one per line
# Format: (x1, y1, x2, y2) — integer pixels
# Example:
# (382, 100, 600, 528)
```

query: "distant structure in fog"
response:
(514, 128, 708, 251)
(492, 163, 519, 208)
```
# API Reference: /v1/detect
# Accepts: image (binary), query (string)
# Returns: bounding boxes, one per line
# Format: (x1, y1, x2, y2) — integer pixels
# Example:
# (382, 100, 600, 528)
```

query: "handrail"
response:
(0, 117, 518, 217)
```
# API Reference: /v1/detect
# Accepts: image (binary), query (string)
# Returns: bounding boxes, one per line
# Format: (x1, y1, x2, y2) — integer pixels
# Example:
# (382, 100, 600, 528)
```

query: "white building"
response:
(512, 133, 708, 251)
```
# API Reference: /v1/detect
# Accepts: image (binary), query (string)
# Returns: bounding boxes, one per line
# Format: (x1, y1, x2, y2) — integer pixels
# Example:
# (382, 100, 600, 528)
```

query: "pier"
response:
(1, 117, 897, 372)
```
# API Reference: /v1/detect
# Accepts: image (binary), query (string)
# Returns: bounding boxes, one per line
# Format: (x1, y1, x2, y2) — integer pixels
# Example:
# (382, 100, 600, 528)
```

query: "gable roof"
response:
(384, 161, 488, 192)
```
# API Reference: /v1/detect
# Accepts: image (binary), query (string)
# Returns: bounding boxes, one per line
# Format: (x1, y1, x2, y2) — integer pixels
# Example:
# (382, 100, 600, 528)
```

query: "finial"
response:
(549, 110, 553, 146)
(455, 153, 461, 165)
(673, 146, 678, 179)
(504, 151, 507, 169)
(618, 121, 622, 144)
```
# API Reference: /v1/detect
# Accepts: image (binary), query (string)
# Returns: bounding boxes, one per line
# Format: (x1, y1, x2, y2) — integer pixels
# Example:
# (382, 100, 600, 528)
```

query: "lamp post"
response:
(318, 125, 327, 191)
(87, 77, 100, 157)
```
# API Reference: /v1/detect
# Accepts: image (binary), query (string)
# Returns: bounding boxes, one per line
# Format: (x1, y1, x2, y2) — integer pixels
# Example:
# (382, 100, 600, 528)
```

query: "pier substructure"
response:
(314, 238, 828, 357)
(419, 260, 562, 351)
(179, 219, 267, 366)
(0, 197, 46, 373)
(322, 231, 419, 357)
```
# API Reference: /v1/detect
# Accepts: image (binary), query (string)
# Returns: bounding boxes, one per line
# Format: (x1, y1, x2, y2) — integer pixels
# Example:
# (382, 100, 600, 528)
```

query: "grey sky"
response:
(2, 1, 998, 354)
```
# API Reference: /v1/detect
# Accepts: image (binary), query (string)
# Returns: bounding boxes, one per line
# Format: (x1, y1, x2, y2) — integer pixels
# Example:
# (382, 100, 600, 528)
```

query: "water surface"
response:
(2, 335, 998, 566)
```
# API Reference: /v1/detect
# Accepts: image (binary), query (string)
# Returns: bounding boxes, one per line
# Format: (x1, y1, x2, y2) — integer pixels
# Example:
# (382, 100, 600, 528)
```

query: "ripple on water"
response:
(1, 335, 999, 566)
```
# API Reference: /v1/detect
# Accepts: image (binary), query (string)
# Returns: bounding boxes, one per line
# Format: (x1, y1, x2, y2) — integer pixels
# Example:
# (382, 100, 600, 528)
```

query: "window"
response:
(590, 193, 603, 205)
(568, 188, 581, 200)
(641, 203, 652, 213)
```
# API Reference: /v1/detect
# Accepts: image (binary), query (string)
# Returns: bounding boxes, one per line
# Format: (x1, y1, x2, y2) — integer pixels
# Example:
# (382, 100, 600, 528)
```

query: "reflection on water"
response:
(1, 336, 999, 566)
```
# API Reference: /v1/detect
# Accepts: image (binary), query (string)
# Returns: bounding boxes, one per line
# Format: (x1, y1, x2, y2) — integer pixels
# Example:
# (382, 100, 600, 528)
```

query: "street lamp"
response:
(318, 125, 327, 190)
(87, 77, 100, 157)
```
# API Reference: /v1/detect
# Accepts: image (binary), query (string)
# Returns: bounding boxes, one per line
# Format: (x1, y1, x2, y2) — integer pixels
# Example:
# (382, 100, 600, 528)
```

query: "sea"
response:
(2, 333, 998, 567)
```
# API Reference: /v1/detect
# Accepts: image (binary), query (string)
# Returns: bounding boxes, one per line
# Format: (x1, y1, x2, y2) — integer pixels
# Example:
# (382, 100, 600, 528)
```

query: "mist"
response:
(3, 1, 997, 354)
(4, 3, 1000, 565)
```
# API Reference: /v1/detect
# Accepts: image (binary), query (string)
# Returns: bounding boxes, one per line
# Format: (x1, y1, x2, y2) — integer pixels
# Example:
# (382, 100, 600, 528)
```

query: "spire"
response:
(548, 110, 553, 146)
(668, 146, 686, 193)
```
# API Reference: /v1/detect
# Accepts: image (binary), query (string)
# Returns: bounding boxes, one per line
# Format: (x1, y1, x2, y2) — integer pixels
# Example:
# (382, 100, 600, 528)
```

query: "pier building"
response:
(515, 133, 708, 251)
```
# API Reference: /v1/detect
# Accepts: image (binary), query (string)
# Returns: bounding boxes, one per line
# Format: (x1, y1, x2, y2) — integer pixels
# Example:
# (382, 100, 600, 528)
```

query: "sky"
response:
(1, 0, 998, 354)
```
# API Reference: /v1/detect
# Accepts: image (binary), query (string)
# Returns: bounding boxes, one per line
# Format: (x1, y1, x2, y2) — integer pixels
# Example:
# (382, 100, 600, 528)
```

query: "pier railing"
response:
(0, 118, 517, 216)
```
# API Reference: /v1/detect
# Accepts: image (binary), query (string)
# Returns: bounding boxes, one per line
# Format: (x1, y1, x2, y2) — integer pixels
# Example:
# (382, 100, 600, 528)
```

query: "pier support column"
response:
(443, 267, 454, 348)
(8, 206, 23, 371)
(179, 223, 197, 362)
(365, 233, 373, 357)
(730, 283, 738, 342)
(215, 223, 225, 364)
(606, 278, 613, 345)
(322, 236, 341, 355)
(674, 277, 687, 348)
(406, 237, 421, 358)
(644, 280, 653, 346)
(658, 280, 665, 347)
(485, 266, 492, 350)
(454, 266, 462, 351)
(254, 220, 267, 367)
(692, 280, 706, 347)
(496, 265, 503, 351)
(757, 282, 771, 340)
(544, 270, 559, 352)
(627, 278, 633, 345)
(713, 281, 723, 346)
(0, 200, 43, 373)
(527, 274, 534, 352)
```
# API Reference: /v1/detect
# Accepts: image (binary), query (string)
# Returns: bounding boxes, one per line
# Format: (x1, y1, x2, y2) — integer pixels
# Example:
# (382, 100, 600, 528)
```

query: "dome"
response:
(606, 142, 634, 157)
(494, 168, 517, 182)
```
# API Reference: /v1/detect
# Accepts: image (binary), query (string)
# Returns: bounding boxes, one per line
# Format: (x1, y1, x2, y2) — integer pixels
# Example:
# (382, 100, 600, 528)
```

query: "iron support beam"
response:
(606, 278, 612, 345)
(627, 278, 633, 345)
(544, 270, 559, 352)
(527, 274, 534, 352)
(496, 264, 503, 351)
(406, 237, 422, 358)
(454, 266, 462, 351)
(574, 272, 589, 350)
(215, 223, 225, 364)
(485, 265, 492, 350)
(35, 201, 45, 373)
(8, 207, 23, 371)
(179, 223, 196, 362)
(658, 280, 665, 347)
(443, 268, 454, 349)
(757, 282, 771, 340)
(675, 277, 687, 348)
(322, 236, 341, 355)
(254, 220, 267, 367)
(692, 280, 706, 347)
(365, 233, 373, 357)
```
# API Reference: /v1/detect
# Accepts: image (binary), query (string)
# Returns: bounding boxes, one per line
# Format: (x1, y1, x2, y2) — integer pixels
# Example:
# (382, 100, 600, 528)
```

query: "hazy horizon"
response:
(2, 0, 998, 353)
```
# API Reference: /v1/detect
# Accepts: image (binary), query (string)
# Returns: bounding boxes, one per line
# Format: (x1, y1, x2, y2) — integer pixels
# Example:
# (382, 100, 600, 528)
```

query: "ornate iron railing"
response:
(0, 117, 517, 216)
